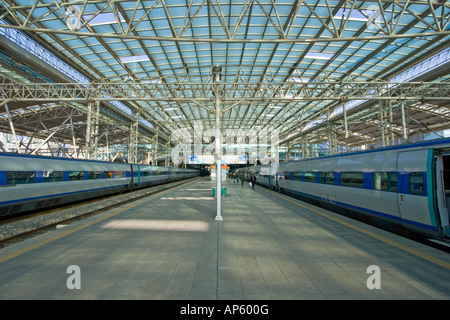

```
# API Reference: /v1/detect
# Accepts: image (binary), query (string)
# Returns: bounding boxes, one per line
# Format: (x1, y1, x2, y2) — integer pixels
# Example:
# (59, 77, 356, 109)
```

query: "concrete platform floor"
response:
(0, 177, 449, 300)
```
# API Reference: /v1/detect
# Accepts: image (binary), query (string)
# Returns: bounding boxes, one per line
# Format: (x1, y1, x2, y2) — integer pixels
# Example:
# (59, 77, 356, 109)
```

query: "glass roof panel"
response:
(0, 0, 448, 149)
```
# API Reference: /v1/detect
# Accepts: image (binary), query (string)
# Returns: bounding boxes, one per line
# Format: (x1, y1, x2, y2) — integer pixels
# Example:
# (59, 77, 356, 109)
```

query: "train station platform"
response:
(0, 176, 449, 301)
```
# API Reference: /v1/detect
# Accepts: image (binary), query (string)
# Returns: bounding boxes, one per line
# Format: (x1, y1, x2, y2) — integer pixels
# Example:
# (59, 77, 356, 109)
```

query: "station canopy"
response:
(0, 0, 449, 160)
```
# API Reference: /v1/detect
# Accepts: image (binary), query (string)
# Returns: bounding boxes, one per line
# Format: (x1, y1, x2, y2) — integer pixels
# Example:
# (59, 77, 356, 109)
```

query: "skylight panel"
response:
(305, 52, 334, 60)
(288, 77, 310, 83)
(333, 8, 368, 22)
(120, 54, 150, 64)
(84, 12, 125, 26)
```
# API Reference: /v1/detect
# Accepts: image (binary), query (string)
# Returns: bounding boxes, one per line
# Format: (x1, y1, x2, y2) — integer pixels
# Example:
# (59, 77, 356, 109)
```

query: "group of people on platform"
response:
(229, 171, 257, 190)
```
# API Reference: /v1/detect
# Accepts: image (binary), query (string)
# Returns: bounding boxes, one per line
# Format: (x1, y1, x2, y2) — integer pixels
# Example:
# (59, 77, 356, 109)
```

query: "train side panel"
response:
(0, 153, 200, 217)
(271, 140, 450, 239)
(134, 165, 171, 188)
(0, 154, 132, 216)
(396, 149, 434, 232)
(279, 148, 401, 223)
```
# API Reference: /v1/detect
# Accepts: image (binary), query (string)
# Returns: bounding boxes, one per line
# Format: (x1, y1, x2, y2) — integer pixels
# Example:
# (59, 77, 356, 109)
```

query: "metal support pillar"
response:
(93, 101, 100, 159)
(69, 117, 77, 157)
(3, 100, 19, 152)
(213, 65, 223, 221)
(129, 110, 139, 164)
(301, 135, 309, 159)
(85, 101, 100, 160)
(152, 129, 158, 166)
(85, 101, 93, 159)
(379, 100, 386, 147)
(327, 122, 337, 155)
(165, 139, 171, 166)
(105, 127, 110, 161)
(286, 142, 291, 161)
(343, 102, 348, 139)
(388, 100, 394, 145)
(401, 101, 408, 141)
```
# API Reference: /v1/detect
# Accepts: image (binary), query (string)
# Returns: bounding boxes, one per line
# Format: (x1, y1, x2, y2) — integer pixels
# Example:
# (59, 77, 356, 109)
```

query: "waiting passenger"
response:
(250, 174, 257, 190)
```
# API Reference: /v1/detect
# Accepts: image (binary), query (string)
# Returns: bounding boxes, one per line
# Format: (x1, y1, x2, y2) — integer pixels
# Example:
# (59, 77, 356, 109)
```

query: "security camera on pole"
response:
(213, 65, 223, 221)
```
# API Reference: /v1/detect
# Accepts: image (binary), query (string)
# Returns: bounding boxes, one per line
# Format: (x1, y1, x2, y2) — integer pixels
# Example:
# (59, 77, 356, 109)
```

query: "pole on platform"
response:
(213, 65, 223, 221)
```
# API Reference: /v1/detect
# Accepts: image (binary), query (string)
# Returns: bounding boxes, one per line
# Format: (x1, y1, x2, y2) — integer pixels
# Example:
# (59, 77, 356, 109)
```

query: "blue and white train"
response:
(0, 153, 198, 217)
(237, 138, 450, 241)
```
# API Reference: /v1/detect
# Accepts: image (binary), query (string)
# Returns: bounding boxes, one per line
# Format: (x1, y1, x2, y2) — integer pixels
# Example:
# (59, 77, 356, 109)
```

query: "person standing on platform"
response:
(250, 173, 256, 190)
(240, 173, 245, 186)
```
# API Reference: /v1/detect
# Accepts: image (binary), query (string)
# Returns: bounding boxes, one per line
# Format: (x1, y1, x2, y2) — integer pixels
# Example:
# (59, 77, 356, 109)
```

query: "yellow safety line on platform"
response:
(0, 184, 183, 264)
(260, 188, 450, 270)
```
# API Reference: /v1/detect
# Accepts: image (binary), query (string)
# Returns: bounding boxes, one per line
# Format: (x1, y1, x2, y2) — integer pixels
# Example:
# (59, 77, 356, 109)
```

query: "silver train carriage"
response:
(0, 153, 199, 217)
(237, 138, 450, 240)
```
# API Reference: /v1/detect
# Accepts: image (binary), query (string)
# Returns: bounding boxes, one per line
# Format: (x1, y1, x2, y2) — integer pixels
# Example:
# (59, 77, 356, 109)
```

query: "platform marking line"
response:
(260, 188, 450, 270)
(0, 183, 186, 265)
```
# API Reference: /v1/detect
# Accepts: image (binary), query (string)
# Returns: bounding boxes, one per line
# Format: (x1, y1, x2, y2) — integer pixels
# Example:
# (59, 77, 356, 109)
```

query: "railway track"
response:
(0, 176, 202, 248)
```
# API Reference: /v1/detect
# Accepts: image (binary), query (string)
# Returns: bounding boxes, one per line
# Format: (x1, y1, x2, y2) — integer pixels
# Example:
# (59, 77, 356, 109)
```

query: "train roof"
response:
(0, 152, 183, 169)
(0, 152, 127, 164)
(280, 137, 450, 166)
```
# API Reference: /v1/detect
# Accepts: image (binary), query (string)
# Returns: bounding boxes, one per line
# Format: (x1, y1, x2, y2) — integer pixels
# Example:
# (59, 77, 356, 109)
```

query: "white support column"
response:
(3, 101, 19, 152)
(301, 135, 309, 159)
(213, 65, 223, 221)
(286, 141, 291, 161)
(343, 102, 348, 139)
(388, 100, 394, 145)
(105, 127, 110, 161)
(379, 100, 385, 147)
(69, 117, 77, 157)
(327, 122, 337, 155)
(165, 139, 171, 166)
(401, 101, 408, 141)
(129, 110, 139, 163)
(85, 101, 93, 159)
(93, 101, 100, 159)
(85, 101, 100, 160)
(152, 129, 159, 166)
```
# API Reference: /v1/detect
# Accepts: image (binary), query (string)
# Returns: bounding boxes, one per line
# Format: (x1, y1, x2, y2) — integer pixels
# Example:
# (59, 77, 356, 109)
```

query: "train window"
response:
(115, 171, 123, 178)
(284, 172, 291, 180)
(103, 171, 113, 179)
(409, 173, 424, 195)
(88, 171, 100, 179)
(373, 172, 398, 192)
(69, 171, 84, 180)
(319, 172, 334, 185)
(293, 172, 302, 181)
(6, 171, 35, 184)
(43, 171, 64, 182)
(304, 172, 315, 182)
(341, 172, 364, 188)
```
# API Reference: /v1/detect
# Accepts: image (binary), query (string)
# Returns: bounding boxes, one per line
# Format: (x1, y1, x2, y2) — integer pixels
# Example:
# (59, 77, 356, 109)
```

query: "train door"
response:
(435, 150, 450, 237)
(396, 149, 435, 231)
(270, 163, 279, 191)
